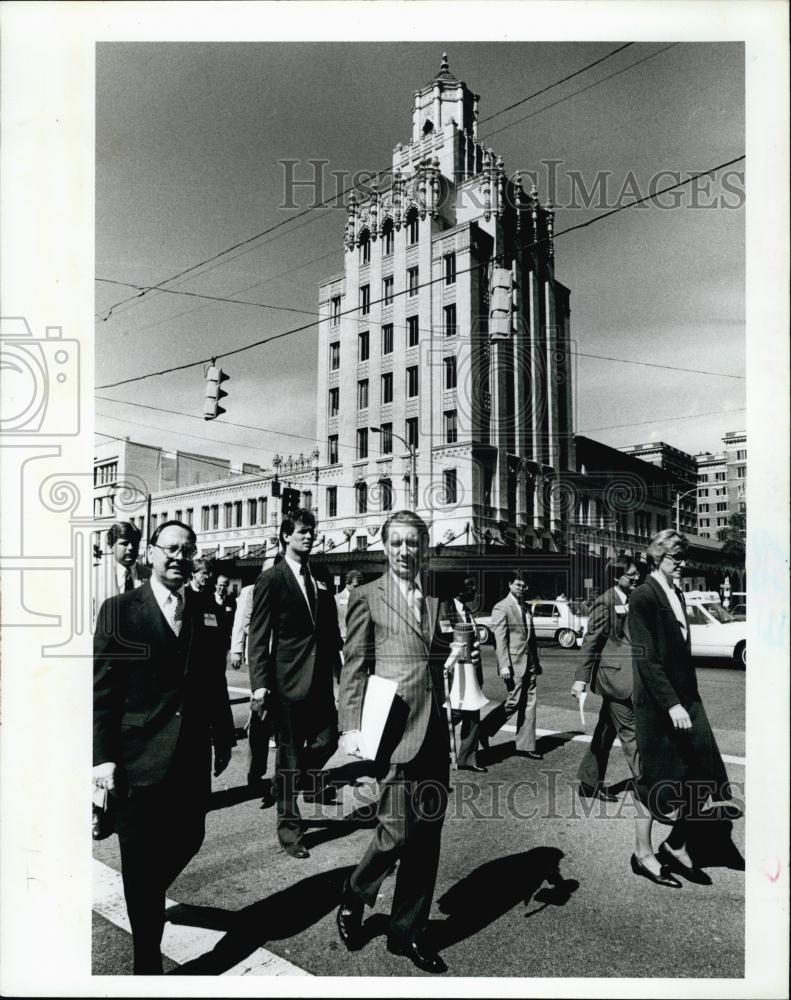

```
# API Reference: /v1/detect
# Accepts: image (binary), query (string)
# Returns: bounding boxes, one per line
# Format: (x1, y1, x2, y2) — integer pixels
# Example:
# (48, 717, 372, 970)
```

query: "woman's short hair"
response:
(647, 529, 689, 567)
(191, 557, 211, 574)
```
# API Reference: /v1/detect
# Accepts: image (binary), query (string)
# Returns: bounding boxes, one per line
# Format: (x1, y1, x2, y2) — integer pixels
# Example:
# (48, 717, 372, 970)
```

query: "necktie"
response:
(408, 584, 422, 626)
(167, 592, 183, 637)
(123, 568, 134, 593)
(301, 565, 317, 619)
(463, 605, 472, 625)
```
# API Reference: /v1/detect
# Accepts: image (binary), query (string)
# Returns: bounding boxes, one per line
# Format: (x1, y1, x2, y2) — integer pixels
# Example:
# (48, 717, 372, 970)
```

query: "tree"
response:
(717, 511, 745, 561)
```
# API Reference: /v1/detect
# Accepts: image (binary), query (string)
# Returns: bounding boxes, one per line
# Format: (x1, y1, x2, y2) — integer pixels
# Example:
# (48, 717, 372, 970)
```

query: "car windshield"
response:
(703, 602, 737, 624)
(568, 601, 588, 616)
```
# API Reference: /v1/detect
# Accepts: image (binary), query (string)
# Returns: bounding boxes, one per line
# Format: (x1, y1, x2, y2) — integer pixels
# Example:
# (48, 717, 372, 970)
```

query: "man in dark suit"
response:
(93, 520, 234, 975)
(210, 572, 236, 657)
(247, 509, 341, 859)
(571, 559, 642, 800)
(335, 510, 456, 974)
(439, 575, 488, 772)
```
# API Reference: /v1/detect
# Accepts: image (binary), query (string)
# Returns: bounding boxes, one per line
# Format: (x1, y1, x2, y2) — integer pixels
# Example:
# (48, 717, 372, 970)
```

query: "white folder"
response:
(358, 674, 398, 760)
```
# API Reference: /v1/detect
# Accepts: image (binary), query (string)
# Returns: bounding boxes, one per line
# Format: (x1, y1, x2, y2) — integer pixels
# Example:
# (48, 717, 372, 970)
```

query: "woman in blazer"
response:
(628, 529, 738, 887)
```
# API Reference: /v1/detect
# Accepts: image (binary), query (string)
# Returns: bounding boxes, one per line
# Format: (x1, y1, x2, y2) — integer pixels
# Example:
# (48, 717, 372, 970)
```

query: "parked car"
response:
(683, 591, 746, 667)
(473, 600, 588, 649)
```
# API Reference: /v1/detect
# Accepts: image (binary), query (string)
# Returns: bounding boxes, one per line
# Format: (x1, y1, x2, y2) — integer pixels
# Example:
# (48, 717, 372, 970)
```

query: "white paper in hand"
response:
(359, 674, 398, 760)
(578, 690, 587, 729)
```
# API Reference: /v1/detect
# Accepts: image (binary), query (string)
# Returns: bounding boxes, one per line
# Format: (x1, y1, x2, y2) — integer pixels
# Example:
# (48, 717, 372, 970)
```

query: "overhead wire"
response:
(95, 43, 649, 323)
(96, 154, 746, 390)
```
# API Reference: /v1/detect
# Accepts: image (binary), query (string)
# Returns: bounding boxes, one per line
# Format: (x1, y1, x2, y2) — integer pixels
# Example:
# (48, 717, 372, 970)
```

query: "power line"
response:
(97, 154, 745, 390)
(95, 278, 321, 318)
(481, 43, 678, 142)
(95, 46, 653, 323)
(580, 407, 746, 433)
(572, 351, 743, 379)
(478, 43, 634, 125)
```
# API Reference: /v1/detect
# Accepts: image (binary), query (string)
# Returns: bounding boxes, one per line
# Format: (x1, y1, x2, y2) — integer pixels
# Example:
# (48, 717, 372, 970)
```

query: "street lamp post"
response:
(370, 426, 417, 511)
(675, 486, 699, 533)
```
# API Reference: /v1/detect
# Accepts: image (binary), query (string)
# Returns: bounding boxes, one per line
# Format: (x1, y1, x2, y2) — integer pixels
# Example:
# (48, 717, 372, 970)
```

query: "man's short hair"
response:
(607, 557, 640, 583)
(381, 510, 429, 545)
(345, 570, 364, 587)
(191, 557, 210, 574)
(507, 570, 527, 585)
(106, 521, 141, 548)
(149, 520, 197, 548)
(279, 507, 316, 548)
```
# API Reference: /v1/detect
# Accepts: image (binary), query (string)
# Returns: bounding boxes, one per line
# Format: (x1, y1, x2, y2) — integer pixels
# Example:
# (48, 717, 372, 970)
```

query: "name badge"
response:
(316, 580, 328, 591)
(204, 613, 218, 627)
(615, 606, 627, 616)
(439, 619, 453, 633)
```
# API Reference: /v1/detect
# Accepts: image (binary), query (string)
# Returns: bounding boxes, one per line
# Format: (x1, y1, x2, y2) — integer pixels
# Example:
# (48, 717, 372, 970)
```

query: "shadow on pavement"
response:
(431, 847, 578, 948)
(168, 864, 356, 975)
(536, 730, 583, 755)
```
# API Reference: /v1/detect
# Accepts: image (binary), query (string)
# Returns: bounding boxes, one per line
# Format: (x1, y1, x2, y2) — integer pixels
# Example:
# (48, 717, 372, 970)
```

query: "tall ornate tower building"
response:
(316, 55, 575, 553)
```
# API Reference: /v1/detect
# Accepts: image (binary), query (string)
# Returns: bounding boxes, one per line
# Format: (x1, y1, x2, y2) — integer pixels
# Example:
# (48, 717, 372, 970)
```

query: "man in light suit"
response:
(335, 569, 364, 641)
(93, 521, 151, 622)
(491, 570, 543, 760)
(335, 510, 453, 974)
(230, 576, 275, 806)
(247, 509, 341, 858)
(93, 520, 234, 974)
(571, 559, 642, 801)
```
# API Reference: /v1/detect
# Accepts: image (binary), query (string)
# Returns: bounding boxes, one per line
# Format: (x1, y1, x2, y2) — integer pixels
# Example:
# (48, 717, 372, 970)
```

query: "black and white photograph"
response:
(0, 2, 788, 995)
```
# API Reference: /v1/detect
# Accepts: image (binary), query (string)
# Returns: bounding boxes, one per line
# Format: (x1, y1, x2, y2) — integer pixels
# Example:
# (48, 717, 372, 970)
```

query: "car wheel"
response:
(476, 624, 491, 646)
(557, 628, 577, 649)
(734, 641, 746, 669)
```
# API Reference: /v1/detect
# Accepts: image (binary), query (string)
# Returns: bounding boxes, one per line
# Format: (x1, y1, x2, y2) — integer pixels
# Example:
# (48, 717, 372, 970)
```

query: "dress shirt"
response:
(509, 593, 532, 636)
(284, 554, 317, 619)
(453, 597, 473, 623)
(613, 585, 628, 605)
(391, 571, 423, 624)
(115, 561, 144, 594)
(650, 570, 688, 639)
(150, 575, 187, 633)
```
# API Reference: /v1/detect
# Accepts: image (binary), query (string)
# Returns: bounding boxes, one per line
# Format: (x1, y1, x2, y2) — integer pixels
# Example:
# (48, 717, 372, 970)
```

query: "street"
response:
(92, 645, 745, 978)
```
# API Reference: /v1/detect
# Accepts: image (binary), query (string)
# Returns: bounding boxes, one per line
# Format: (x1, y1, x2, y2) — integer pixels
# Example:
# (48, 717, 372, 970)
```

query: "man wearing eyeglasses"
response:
(93, 520, 235, 975)
(571, 559, 642, 801)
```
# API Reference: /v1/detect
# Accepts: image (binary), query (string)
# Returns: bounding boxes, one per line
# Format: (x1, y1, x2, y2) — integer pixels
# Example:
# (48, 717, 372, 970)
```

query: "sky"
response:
(95, 41, 745, 471)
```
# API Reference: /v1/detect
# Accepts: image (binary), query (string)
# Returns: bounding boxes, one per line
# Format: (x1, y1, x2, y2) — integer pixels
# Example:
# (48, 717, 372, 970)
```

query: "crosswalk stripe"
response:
(92, 859, 309, 976)
(499, 724, 746, 767)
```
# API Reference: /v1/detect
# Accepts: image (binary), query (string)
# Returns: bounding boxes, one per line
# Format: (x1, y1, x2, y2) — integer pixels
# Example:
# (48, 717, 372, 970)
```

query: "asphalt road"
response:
(93, 644, 745, 979)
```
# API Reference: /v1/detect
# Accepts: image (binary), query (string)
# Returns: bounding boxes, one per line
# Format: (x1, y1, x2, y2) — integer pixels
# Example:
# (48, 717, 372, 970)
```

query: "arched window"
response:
(359, 228, 371, 265)
(422, 119, 434, 136)
(406, 207, 419, 246)
(382, 218, 394, 256)
(356, 481, 368, 514)
(379, 478, 393, 512)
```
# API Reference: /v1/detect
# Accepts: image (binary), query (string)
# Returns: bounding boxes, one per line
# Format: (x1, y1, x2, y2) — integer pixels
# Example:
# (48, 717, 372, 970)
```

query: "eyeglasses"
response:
(151, 542, 198, 559)
(625, 572, 641, 580)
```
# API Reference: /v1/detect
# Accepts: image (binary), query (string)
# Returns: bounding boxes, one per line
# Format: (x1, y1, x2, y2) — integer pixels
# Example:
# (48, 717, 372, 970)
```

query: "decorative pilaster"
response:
(346, 190, 358, 250)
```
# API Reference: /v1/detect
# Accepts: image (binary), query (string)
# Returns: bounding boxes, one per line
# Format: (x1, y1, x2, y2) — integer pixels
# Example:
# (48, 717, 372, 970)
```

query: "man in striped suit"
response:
(335, 511, 450, 974)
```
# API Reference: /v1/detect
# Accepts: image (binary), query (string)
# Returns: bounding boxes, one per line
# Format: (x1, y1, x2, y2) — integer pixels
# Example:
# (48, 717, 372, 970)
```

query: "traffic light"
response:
(203, 364, 229, 420)
(282, 487, 300, 515)
(271, 479, 281, 498)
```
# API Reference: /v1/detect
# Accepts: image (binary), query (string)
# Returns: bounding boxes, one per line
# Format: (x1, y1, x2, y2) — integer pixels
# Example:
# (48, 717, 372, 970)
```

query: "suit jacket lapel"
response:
(278, 560, 313, 629)
(646, 576, 690, 649)
(140, 582, 172, 650)
(378, 573, 424, 641)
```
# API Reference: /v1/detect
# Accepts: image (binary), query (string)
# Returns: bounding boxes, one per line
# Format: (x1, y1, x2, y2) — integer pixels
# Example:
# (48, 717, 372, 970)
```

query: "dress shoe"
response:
(457, 763, 488, 773)
(336, 880, 364, 950)
(387, 935, 447, 974)
(578, 782, 618, 803)
(283, 842, 310, 860)
(657, 842, 713, 885)
(630, 853, 682, 889)
(259, 787, 276, 809)
(518, 750, 544, 761)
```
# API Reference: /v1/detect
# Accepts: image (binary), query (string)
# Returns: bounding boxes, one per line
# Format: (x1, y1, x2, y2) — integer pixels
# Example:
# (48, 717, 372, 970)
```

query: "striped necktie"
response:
(167, 592, 184, 637)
